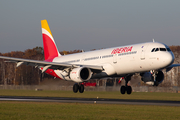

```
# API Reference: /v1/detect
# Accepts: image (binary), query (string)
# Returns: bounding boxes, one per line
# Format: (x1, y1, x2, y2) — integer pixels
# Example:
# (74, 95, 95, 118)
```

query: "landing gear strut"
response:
(151, 70, 159, 86)
(120, 75, 132, 94)
(73, 84, 84, 93)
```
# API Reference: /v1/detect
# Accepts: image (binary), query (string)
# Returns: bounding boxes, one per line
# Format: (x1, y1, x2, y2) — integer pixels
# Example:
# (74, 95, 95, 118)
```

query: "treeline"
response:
(0, 47, 43, 85)
(0, 46, 180, 86)
(0, 47, 83, 85)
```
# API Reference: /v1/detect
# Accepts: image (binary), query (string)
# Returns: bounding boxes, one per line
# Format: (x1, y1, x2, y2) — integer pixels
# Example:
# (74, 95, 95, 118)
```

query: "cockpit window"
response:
(155, 48, 159, 52)
(164, 44, 172, 51)
(166, 48, 171, 51)
(151, 48, 155, 52)
(152, 47, 169, 52)
(160, 48, 166, 51)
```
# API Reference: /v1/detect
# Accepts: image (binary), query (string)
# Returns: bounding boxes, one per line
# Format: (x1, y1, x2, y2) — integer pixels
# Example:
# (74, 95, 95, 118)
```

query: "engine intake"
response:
(156, 71, 164, 83)
(141, 71, 164, 85)
(70, 67, 92, 82)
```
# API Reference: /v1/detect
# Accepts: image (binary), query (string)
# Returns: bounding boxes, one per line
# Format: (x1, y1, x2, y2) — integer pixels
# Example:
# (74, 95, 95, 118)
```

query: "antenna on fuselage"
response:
(153, 39, 155, 42)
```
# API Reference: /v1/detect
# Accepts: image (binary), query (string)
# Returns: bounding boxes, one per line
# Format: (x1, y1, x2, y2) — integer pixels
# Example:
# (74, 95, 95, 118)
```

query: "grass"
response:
(0, 90, 180, 119)
(0, 89, 180, 101)
(0, 101, 180, 120)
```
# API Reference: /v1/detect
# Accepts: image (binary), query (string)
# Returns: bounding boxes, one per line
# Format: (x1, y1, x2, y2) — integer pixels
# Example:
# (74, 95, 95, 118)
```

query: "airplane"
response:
(0, 19, 179, 94)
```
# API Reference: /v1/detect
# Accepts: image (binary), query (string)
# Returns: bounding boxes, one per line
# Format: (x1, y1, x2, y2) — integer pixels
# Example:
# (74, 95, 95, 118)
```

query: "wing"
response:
(166, 64, 180, 72)
(0, 56, 103, 73)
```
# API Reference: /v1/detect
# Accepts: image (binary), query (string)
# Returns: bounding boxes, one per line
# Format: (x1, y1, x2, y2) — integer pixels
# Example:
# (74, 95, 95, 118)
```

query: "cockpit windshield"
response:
(151, 47, 171, 52)
(151, 48, 155, 52)
(155, 48, 159, 52)
(160, 48, 166, 51)
(166, 48, 171, 51)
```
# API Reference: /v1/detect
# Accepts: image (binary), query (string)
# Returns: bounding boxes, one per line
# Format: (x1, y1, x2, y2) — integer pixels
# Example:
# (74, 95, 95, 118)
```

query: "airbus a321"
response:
(0, 20, 179, 94)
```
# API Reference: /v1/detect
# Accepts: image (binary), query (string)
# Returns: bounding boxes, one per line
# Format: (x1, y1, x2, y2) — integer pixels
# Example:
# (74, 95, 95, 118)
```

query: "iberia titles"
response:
(111, 46, 133, 54)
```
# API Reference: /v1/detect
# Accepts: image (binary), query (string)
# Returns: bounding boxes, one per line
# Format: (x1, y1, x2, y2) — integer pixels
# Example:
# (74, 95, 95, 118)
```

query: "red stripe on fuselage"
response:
(45, 69, 62, 79)
(40, 67, 62, 80)
(40, 59, 62, 80)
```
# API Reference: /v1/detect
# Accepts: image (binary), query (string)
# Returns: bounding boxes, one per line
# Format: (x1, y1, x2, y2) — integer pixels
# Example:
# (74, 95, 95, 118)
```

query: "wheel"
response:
(154, 81, 159, 86)
(120, 86, 126, 94)
(73, 84, 79, 93)
(127, 86, 132, 94)
(79, 84, 84, 93)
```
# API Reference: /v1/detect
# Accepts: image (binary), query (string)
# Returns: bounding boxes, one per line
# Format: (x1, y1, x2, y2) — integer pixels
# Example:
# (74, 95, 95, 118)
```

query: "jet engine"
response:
(69, 67, 92, 83)
(140, 71, 164, 86)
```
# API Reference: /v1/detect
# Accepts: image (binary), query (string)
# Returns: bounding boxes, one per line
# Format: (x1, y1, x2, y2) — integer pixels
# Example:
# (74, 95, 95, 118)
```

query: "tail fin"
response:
(41, 19, 61, 60)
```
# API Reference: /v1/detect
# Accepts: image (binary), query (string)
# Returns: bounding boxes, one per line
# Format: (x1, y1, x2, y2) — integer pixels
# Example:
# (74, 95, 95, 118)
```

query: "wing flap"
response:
(17, 61, 24, 67)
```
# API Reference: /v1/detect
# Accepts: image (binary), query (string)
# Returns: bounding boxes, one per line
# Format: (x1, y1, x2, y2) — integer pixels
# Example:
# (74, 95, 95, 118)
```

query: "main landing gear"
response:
(73, 83, 84, 93)
(120, 75, 132, 95)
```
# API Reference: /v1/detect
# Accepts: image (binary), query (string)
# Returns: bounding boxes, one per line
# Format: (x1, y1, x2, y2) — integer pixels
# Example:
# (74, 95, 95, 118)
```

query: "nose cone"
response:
(162, 52, 174, 67)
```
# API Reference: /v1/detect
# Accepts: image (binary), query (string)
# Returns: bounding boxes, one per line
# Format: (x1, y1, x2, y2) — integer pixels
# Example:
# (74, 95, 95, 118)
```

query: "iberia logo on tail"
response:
(41, 20, 61, 61)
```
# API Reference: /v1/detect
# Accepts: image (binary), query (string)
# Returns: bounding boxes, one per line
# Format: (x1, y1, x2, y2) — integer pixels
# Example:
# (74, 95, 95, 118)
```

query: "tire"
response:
(154, 81, 159, 86)
(120, 86, 126, 94)
(73, 84, 79, 93)
(79, 84, 84, 93)
(127, 86, 132, 94)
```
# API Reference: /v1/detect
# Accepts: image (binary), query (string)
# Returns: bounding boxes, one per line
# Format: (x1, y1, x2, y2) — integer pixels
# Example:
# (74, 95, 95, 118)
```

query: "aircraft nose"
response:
(163, 52, 174, 66)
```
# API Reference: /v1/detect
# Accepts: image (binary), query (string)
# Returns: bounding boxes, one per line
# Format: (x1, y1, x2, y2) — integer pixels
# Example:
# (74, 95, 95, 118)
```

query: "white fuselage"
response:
(51, 42, 174, 80)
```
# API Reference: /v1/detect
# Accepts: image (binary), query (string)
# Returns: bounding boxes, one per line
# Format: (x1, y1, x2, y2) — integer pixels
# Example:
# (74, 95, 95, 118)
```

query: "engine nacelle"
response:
(156, 71, 164, 83)
(141, 71, 164, 85)
(70, 67, 92, 83)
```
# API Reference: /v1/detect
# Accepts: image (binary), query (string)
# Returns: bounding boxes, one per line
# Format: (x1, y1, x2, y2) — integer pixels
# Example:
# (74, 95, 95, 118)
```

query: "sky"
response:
(0, 0, 180, 53)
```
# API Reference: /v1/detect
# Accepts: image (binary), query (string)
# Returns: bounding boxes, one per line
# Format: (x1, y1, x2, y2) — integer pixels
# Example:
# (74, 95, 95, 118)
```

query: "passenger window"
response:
(155, 48, 159, 52)
(151, 48, 155, 52)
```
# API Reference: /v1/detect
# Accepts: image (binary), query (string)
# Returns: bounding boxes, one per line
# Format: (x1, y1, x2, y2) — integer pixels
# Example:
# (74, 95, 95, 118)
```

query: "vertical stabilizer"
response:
(41, 19, 61, 60)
